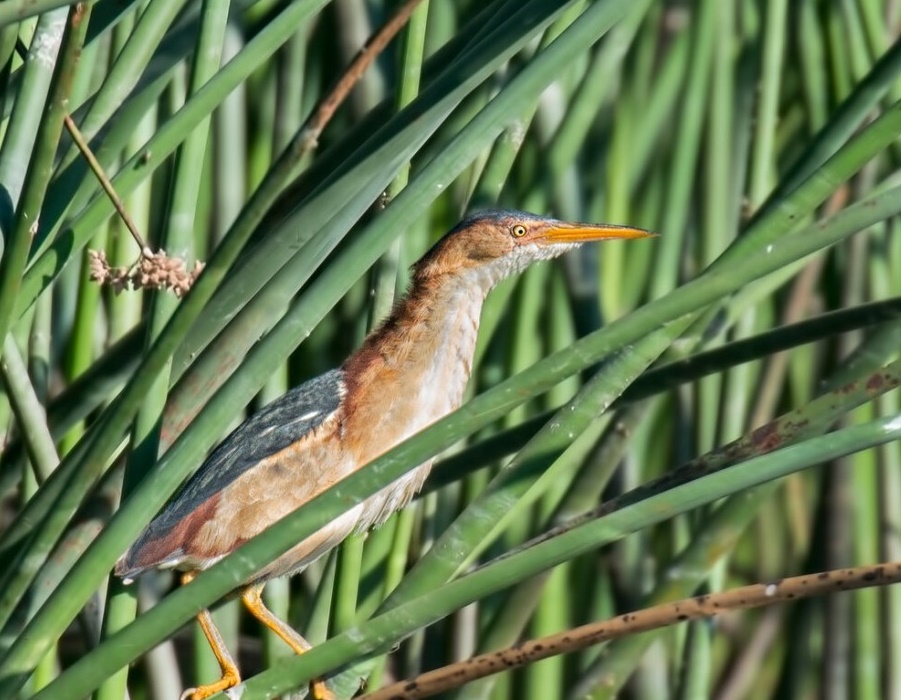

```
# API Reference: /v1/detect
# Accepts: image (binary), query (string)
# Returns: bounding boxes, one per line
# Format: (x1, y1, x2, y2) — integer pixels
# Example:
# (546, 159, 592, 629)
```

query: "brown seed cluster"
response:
(88, 248, 204, 297)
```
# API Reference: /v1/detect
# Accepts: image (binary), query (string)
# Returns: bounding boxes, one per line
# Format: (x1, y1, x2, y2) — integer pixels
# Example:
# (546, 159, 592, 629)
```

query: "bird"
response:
(115, 210, 654, 700)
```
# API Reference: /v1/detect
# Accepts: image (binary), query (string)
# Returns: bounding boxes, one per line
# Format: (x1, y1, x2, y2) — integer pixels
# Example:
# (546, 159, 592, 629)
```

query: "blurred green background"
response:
(1, 0, 901, 698)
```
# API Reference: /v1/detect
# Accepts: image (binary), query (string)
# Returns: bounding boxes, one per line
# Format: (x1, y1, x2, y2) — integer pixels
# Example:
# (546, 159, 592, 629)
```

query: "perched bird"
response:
(115, 210, 653, 700)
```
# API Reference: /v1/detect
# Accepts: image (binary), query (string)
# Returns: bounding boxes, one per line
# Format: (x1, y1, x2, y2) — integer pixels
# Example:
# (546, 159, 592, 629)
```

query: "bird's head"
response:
(414, 210, 655, 287)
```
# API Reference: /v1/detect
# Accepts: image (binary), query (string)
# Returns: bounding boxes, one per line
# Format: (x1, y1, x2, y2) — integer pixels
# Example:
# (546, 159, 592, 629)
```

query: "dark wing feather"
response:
(123, 369, 345, 569)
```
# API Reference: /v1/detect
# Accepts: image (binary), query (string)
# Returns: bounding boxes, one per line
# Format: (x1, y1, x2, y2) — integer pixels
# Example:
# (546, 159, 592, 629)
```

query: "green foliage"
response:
(1, 1, 900, 699)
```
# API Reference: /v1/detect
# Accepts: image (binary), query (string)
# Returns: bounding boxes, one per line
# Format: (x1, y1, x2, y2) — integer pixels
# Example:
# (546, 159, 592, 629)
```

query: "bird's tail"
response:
(114, 547, 149, 584)
(114, 527, 185, 583)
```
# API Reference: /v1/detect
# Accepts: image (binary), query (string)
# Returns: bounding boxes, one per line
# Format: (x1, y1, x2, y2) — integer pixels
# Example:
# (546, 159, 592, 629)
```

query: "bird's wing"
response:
(118, 369, 345, 575)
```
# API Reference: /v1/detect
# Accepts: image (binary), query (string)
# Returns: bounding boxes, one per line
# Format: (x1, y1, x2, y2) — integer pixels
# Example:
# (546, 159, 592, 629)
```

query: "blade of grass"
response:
(0, 4, 89, 355)
(0, 4, 93, 630)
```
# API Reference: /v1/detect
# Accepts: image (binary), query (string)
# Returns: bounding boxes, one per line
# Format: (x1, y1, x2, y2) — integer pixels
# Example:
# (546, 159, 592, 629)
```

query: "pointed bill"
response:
(537, 222, 656, 243)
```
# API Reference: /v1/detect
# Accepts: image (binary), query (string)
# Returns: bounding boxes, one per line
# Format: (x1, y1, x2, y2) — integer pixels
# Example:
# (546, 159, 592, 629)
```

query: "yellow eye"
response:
(511, 225, 527, 238)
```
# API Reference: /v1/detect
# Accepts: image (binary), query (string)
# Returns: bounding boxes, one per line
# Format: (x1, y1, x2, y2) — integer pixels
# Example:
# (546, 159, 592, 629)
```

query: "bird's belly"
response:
(254, 502, 364, 582)
(350, 368, 467, 526)
(355, 461, 432, 533)
(346, 377, 459, 533)
(341, 298, 479, 532)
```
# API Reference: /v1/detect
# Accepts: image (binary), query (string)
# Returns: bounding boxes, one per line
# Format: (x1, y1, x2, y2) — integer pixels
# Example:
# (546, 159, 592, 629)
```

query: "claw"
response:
(310, 679, 337, 700)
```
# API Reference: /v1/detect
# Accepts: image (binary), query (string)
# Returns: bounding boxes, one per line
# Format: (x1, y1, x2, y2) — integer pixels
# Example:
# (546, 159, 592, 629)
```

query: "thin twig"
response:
(231, 0, 428, 244)
(63, 113, 148, 251)
(361, 560, 901, 700)
(293, 0, 427, 152)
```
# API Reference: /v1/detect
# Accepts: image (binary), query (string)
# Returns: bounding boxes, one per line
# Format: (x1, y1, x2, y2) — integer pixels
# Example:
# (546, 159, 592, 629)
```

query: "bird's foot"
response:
(179, 669, 241, 700)
(310, 677, 337, 700)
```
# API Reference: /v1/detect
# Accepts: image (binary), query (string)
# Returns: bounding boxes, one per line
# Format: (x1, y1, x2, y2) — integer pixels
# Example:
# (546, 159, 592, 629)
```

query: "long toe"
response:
(311, 677, 337, 700)
(180, 671, 241, 700)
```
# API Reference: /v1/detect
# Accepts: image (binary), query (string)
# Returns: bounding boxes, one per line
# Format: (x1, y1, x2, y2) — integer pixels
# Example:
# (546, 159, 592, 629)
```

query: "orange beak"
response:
(537, 222, 656, 243)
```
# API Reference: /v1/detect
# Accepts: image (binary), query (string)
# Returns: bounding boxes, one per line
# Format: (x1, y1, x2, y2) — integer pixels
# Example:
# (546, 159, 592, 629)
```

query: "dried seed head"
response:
(87, 248, 204, 297)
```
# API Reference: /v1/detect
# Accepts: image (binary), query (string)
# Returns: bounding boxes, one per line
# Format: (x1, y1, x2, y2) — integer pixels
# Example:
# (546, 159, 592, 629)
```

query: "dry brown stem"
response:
(362, 560, 901, 700)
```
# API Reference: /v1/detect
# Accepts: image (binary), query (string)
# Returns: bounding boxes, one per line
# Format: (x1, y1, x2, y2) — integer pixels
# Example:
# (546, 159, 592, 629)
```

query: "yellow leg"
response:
(242, 583, 336, 700)
(180, 572, 241, 700)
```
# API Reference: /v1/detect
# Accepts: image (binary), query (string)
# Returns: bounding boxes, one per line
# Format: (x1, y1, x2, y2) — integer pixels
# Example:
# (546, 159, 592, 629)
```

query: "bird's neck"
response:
(341, 270, 492, 463)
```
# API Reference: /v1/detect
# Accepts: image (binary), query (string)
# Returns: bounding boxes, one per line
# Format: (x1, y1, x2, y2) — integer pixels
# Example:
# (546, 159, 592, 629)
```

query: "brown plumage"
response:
(115, 210, 653, 700)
